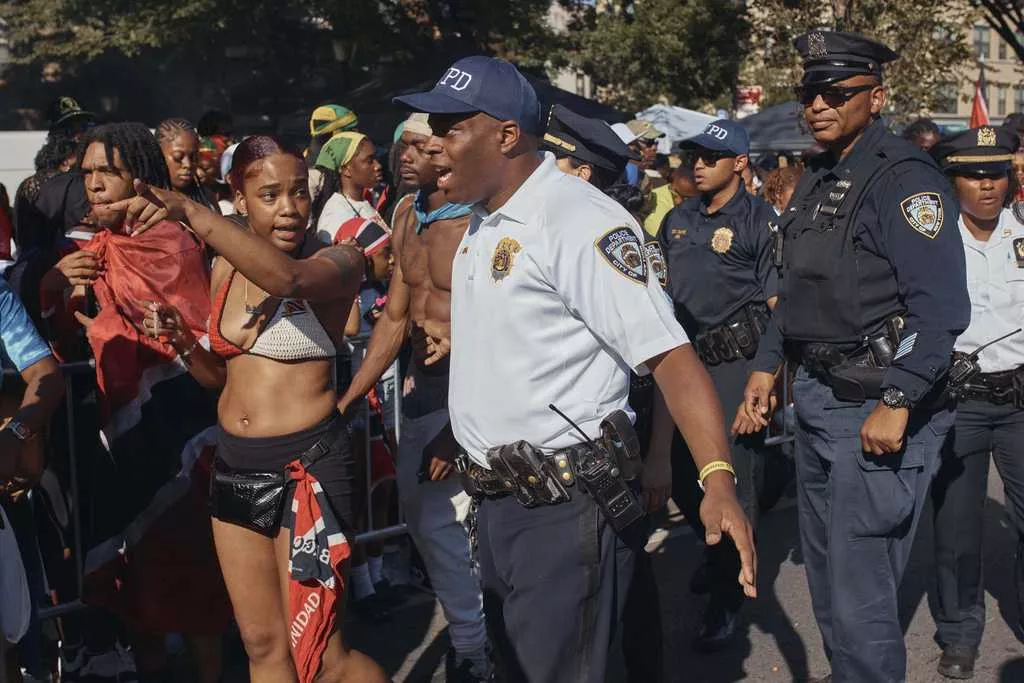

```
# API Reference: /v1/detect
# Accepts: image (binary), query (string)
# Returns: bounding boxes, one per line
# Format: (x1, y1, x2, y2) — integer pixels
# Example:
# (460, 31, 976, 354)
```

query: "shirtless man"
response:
(337, 114, 489, 683)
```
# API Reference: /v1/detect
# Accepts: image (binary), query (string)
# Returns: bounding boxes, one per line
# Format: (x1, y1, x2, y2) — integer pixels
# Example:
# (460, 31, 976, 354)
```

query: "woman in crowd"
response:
(310, 132, 385, 243)
(125, 135, 386, 683)
(156, 118, 216, 210)
(197, 135, 232, 213)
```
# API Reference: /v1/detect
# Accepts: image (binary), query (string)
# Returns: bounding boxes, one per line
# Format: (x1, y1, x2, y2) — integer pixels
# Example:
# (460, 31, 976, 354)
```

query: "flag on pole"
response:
(969, 63, 990, 128)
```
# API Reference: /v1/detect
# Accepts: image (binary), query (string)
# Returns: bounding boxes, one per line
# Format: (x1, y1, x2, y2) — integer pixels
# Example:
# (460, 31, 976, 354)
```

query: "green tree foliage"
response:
(745, 0, 976, 116)
(552, 0, 749, 112)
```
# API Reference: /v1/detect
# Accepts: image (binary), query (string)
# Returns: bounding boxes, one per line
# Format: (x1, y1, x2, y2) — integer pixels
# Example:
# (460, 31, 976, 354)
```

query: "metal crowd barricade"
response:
(18, 337, 408, 623)
(763, 361, 796, 447)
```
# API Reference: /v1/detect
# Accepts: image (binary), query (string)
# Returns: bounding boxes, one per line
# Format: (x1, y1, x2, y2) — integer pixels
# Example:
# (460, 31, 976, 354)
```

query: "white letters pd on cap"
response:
(439, 68, 473, 92)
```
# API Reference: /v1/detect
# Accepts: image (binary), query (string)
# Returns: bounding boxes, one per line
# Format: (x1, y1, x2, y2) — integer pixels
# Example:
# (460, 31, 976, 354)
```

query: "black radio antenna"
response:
(970, 328, 1023, 359)
(548, 404, 598, 447)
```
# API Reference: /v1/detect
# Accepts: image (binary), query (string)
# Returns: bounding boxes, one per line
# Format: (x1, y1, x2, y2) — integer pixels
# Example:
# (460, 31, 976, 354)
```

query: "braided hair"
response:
(156, 118, 216, 209)
(77, 122, 171, 189)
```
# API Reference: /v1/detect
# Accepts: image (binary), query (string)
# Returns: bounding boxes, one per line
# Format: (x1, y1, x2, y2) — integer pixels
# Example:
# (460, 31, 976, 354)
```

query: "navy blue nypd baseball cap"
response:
(393, 56, 542, 134)
(681, 119, 750, 157)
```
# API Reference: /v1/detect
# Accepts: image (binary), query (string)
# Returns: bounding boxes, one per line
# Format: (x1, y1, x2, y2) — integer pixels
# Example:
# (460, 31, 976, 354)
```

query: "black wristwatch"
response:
(881, 387, 912, 410)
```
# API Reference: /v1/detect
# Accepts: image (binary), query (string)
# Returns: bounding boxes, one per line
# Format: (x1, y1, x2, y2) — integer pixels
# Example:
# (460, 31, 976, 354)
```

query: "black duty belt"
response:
(960, 369, 1020, 406)
(454, 411, 647, 536)
(692, 303, 768, 366)
(787, 323, 902, 402)
(455, 445, 586, 500)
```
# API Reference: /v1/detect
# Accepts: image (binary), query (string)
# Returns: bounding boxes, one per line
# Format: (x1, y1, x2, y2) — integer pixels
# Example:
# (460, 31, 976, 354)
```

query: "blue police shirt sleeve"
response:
(872, 164, 970, 402)
(751, 303, 784, 373)
(0, 278, 52, 374)
(749, 202, 779, 300)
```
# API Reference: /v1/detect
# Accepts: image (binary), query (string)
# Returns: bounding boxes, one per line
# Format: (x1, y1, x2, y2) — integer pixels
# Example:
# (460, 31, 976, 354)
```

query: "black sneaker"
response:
(937, 644, 977, 680)
(691, 597, 740, 653)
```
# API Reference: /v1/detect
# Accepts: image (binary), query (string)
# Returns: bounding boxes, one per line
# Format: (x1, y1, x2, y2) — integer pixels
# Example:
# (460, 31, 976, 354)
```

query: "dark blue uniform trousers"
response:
(792, 368, 953, 682)
(672, 356, 763, 605)
(477, 491, 632, 683)
(930, 399, 1024, 649)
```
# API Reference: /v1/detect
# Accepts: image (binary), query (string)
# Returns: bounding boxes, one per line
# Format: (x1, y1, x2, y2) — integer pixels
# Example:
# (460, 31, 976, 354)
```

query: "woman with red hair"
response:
(118, 135, 386, 683)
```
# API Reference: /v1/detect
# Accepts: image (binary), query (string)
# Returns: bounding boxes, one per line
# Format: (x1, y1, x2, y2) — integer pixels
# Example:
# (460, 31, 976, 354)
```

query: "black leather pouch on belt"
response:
(1014, 370, 1024, 409)
(826, 359, 886, 402)
(485, 441, 571, 507)
(210, 464, 288, 536)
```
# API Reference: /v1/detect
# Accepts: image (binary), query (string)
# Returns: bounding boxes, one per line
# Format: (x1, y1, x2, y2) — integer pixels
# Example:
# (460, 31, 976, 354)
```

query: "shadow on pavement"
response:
(655, 499, 807, 683)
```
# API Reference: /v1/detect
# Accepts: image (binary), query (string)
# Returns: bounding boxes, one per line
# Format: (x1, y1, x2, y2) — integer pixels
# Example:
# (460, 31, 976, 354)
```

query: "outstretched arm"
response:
(114, 181, 364, 302)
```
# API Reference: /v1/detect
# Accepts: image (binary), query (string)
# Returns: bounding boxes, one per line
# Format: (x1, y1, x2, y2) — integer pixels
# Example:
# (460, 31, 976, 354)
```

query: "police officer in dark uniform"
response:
(928, 126, 1024, 680)
(657, 119, 778, 650)
(543, 102, 667, 683)
(735, 31, 970, 682)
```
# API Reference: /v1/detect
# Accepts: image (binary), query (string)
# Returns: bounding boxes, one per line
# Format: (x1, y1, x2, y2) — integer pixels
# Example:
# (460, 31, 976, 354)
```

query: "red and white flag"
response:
(969, 63, 990, 128)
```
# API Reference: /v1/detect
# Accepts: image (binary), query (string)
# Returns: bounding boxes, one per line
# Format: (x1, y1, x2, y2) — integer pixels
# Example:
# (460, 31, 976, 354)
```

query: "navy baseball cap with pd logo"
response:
(681, 119, 750, 157)
(393, 56, 542, 134)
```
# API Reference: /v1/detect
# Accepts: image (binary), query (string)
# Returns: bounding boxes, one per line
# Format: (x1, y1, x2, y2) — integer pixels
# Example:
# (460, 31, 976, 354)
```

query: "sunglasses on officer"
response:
(793, 83, 877, 107)
(683, 149, 735, 166)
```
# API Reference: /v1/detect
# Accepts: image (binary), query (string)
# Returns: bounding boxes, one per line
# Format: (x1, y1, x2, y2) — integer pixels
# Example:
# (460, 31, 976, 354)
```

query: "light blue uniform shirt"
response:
(958, 208, 1024, 372)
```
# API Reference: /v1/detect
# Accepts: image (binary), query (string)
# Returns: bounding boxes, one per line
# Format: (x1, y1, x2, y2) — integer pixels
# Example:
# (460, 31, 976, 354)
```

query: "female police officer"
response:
(928, 126, 1024, 680)
(735, 31, 970, 683)
(395, 56, 755, 683)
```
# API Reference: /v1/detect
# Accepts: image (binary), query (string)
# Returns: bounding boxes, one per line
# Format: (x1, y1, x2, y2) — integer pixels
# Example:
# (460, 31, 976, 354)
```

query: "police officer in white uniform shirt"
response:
(928, 126, 1024, 680)
(395, 56, 756, 683)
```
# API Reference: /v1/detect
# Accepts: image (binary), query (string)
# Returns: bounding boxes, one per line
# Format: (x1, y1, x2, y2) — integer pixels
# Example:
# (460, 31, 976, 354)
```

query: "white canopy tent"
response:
(634, 104, 716, 154)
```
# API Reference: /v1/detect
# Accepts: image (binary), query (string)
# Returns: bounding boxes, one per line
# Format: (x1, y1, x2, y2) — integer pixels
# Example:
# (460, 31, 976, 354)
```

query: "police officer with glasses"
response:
(928, 125, 1024, 681)
(658, 119, 779, 651)
(395, 56, 756, 683)
(735, 31, 970, 683)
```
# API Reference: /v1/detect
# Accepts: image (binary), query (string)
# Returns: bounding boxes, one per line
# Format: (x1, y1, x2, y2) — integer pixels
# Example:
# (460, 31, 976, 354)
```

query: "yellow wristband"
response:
(698, 460, 737, 491)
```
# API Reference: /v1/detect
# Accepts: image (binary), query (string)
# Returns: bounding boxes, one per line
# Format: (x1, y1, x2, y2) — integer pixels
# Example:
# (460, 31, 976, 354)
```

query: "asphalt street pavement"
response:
(343, 464, 1024, 682)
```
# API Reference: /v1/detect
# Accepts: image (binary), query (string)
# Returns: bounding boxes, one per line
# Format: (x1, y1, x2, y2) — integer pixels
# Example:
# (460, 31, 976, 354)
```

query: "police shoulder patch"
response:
(643, 241, 668, 288)
(900, 192, 944, 239)
(1013, 237, 1024, 268)
(596, 226, 647, 285)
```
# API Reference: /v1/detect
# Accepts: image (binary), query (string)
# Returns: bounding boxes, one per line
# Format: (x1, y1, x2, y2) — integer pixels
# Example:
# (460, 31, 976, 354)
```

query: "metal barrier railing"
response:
(7, 334, 408, 624)
(763, 361, 796, 447)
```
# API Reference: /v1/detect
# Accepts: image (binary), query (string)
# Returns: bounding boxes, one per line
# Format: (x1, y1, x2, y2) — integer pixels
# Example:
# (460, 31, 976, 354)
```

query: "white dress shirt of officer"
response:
(958, 206, 1024, 370)
(395, 55, 756, 683)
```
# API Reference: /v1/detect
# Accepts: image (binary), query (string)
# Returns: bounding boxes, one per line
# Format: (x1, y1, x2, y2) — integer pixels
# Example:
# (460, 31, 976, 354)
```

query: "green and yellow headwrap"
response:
(309, 104, 359, 138)
(315, 132, 368, 171)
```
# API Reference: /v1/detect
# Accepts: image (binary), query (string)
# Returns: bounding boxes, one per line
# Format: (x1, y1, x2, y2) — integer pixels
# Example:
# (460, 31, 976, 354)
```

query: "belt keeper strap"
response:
(698, 460, 737, 492)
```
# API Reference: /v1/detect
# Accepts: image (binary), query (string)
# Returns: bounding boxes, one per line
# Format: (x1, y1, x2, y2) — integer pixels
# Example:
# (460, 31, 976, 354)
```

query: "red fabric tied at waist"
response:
(286, 459, 350, 683)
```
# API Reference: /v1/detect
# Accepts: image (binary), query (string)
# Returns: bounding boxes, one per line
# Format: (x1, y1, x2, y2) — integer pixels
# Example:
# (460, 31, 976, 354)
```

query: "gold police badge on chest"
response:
(491, 237, 522, 282)
(710, 227, 734, 254)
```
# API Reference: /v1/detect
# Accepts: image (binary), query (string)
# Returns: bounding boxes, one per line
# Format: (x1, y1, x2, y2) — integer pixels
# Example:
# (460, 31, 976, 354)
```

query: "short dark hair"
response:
(559, 154, 620, 191)
(77, 122, 170, 189)
(902, 118, 940, 142)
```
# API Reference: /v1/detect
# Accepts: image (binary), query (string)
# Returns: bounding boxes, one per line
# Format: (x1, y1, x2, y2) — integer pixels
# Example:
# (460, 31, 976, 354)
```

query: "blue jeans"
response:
(476, 492, 631, 683)
(792, 367, 953, 683)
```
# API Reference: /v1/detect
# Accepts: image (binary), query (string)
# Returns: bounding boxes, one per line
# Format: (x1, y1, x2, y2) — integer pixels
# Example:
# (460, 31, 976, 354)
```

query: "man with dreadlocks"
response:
(40, 122, 230, 682)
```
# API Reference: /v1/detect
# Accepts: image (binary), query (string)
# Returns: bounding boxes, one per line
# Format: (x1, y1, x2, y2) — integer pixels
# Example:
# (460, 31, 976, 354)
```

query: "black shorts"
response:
(215, 413, 358, 534)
